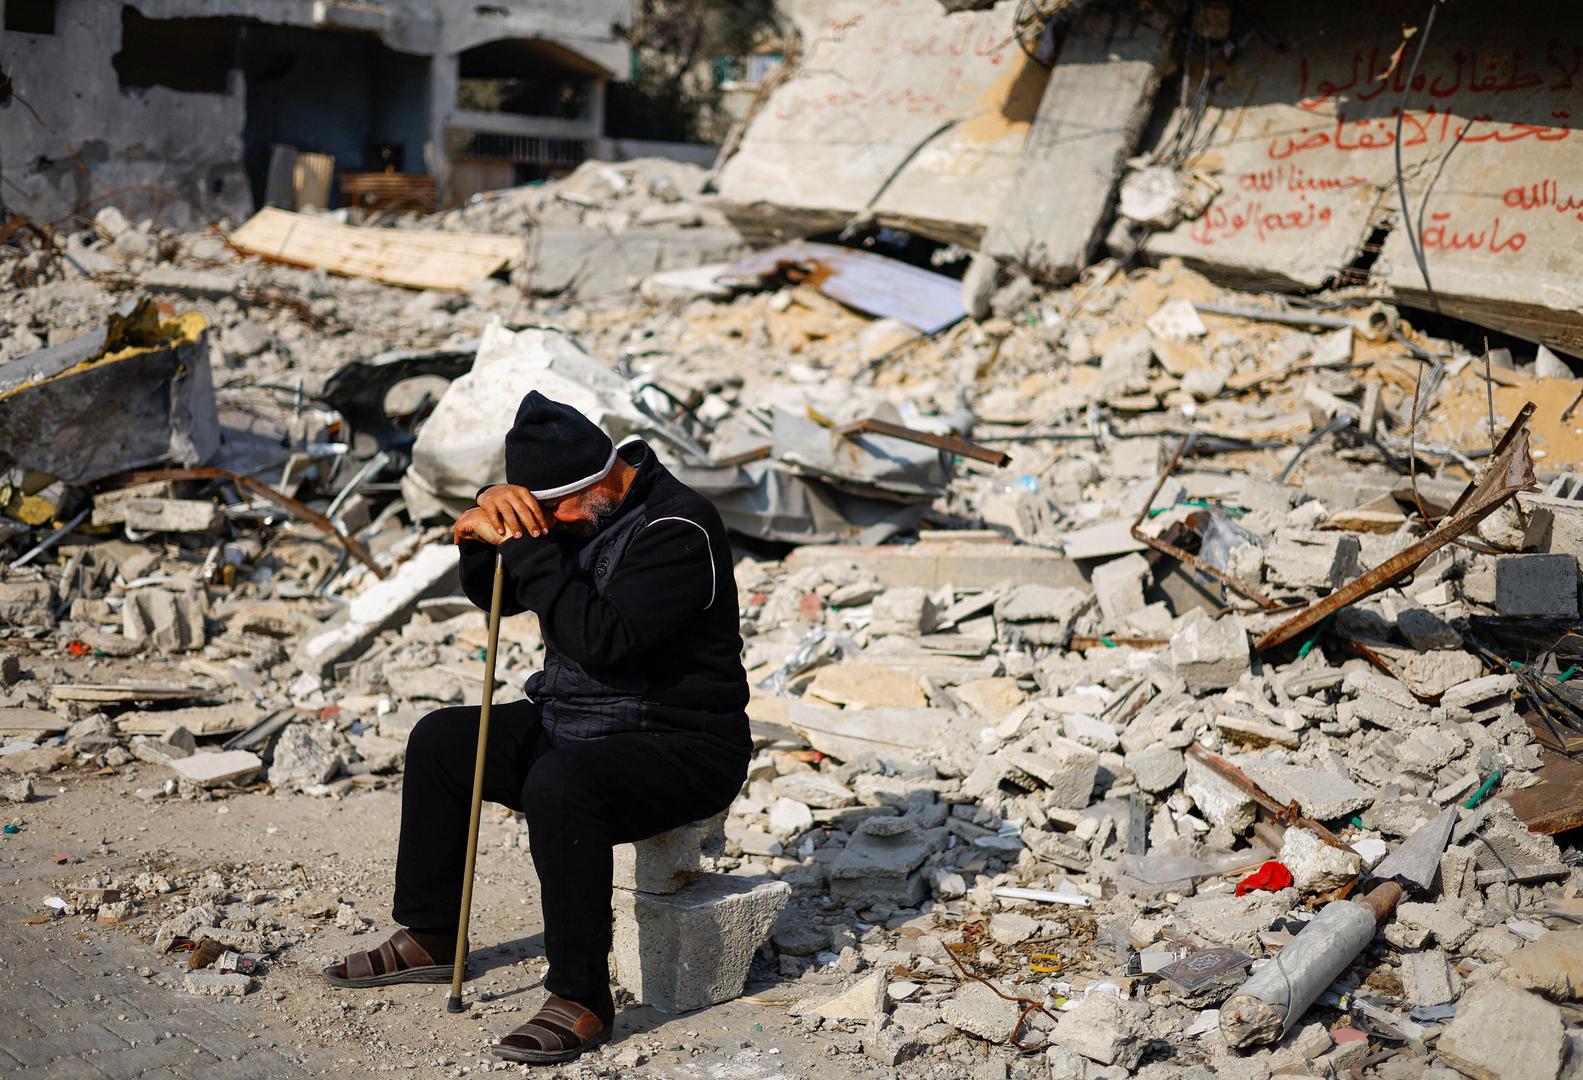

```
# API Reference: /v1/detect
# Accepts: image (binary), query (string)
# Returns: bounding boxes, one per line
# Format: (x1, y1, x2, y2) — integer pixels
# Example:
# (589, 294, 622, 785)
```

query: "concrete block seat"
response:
(610, 812, 790, 1013)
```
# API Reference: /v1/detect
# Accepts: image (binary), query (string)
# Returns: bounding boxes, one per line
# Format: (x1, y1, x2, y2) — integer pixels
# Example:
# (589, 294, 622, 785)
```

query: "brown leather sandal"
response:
(321, 928, 464, 988)
(490, 995, 610, 1065)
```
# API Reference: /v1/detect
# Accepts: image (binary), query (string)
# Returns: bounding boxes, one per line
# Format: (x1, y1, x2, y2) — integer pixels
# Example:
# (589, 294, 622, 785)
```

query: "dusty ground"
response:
(0, 767, 878, 1078)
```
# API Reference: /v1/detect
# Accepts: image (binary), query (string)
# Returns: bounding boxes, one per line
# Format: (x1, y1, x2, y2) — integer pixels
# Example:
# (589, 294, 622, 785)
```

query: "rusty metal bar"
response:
(1185, 743, 1354, 852)
(119, 466, 387, 580)
(711, 445, 774, 468)
(1254, 403, 1537, 652)
(1130, 434, 1283, 611)
(836, 417, 1011, 467)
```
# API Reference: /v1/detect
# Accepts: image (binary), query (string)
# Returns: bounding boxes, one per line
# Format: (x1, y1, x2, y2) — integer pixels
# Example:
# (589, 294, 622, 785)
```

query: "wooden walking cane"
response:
(447, 550, 505, 1014)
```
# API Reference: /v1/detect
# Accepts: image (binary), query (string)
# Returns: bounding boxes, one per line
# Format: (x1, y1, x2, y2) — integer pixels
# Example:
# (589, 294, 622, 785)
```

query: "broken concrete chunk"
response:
(182, 971, 255, 997)
(988, 911, 1038, 945)
(267, 724, 342, 791)
(1438, 982, 1564, 1080)
(1171, 611, 1249, 694)
(805, 662, 925, 709)
(952, 677, 1027, 724)
(167, 750, 262, 788)
(870, 587, 939, 636)
(1049, 992, 1149, 1070)
(1266, 532, 1361, 590)
(1400, 949, 1458, 1007)
(1237, 761, 1373, 819)
(294, 544, 457, 674)
(1126, 745, 1186, 793)
(1184, 753, 1256, 833)
(941, 980, 1020, 1042)
(1501, 929, 1583, 1001)
(122, 588, 206, 653)
(1091, 553, 1150, 628)
(1004, 737, 1099, 808)
(119, 498, 220, 533)
(0, 582, 55, 631)
(769, 771, 856, 809)
(829, 815, 936, 906)
(795, 970, 887, 1023)
(1441, 673, 1518, 710)
(1214, 715, 1300, 750)
(1278, 827, 1361, 892)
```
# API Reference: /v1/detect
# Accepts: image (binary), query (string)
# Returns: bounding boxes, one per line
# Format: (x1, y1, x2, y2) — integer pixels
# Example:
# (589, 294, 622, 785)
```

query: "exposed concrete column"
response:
(587, 76, 607, 162)
(427, 49, 458, 205)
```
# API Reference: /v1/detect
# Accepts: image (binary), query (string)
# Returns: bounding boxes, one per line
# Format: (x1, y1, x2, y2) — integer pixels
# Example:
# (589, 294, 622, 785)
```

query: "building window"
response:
(113, 7, 236, 94)
(5, 0, 58, 35)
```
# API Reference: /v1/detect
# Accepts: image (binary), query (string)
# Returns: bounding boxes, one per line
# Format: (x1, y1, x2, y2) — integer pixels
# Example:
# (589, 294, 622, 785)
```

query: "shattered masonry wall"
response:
(0, 0, 254, 229)
(1132, 0, 1583, 353)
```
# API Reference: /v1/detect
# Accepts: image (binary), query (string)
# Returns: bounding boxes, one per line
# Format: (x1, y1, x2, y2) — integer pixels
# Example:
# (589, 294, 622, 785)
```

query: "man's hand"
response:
(452, 506, 508, 545)
(478, 484, 551, 540)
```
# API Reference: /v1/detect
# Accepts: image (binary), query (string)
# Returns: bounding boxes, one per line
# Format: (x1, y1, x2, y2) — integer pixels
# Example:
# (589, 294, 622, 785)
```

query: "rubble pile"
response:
(4, 174, 1583, 1075)
(432, 157, 734, 235)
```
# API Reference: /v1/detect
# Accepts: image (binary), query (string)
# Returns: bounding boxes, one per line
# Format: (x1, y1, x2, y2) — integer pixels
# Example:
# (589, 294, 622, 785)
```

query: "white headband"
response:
(528, 445, 618, 500)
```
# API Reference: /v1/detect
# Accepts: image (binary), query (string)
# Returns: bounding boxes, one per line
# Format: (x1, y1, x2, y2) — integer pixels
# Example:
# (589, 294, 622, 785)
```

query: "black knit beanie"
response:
(504, 391, 616, 498)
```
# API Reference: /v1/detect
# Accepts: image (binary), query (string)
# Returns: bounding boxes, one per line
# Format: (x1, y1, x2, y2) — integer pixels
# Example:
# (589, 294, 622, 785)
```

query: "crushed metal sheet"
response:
(718, 241, 966, 334)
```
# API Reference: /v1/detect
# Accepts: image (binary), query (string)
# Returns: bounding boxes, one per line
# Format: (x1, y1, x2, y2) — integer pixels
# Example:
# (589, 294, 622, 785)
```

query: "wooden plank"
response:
(229, 207, 523, 291)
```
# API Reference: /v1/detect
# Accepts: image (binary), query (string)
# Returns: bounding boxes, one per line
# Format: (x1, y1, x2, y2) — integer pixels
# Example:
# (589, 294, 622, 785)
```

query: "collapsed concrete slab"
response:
(1124, 4, 1583, 355)
(979, 8, 1176, 284)
(714, 0, 1045, 248)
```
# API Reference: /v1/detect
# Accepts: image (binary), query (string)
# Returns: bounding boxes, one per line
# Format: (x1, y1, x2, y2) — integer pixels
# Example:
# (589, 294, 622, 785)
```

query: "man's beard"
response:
(566, 488, 620, 537)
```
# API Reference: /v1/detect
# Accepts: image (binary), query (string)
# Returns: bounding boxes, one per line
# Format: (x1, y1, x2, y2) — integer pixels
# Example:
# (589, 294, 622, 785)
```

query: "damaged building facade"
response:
(0, 0, 631, 225)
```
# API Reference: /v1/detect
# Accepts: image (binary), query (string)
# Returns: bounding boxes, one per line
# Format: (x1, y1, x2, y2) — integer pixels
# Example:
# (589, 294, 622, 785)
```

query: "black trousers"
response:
(392, 699, 750, 1001)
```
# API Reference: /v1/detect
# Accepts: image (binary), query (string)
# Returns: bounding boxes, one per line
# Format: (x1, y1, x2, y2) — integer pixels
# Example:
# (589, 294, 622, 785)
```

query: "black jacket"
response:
(458, 441, 749, 742)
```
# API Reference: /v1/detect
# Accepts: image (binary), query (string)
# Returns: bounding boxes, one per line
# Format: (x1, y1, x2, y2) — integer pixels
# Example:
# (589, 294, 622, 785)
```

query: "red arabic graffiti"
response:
(1420, 212, 1526, 254)
(1188, 195, 1335, 247)
(1502, 179, 1583, 222)
(1297, 41, 1583, 111)
(872, 20, 1007, 63)
(1238, 165, 1368, 193)
(772, 72, 953, 123)
(1267, 107, 1571, 159)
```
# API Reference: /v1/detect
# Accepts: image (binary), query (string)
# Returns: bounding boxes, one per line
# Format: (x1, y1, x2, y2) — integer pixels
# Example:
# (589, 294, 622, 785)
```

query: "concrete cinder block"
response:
(613, 812, 726, 894)
(612, 873, 790, 1013)
(1495, 553, 1579, 617)
(122, 587, 207, 652)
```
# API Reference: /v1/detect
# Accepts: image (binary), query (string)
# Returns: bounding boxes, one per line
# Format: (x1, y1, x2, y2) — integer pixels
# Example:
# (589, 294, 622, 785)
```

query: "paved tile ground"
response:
(0, 902, 339, 1078)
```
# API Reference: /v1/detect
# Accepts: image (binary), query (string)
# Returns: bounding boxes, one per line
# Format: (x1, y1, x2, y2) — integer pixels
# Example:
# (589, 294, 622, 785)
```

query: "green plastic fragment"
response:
(1464, 771, 1503, 810)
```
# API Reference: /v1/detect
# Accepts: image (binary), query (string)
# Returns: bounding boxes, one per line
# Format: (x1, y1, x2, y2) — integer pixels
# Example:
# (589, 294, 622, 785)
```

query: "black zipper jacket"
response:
(458, 441, 749, 742)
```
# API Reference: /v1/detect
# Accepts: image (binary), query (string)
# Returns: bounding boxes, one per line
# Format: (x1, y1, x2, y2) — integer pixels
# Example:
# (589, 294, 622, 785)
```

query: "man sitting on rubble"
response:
(322, 391, 751, 1065)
